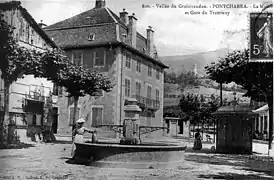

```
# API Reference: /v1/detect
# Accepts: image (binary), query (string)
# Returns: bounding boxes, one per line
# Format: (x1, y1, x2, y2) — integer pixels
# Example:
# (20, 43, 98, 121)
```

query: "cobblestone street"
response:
(1, 137, 274, 180)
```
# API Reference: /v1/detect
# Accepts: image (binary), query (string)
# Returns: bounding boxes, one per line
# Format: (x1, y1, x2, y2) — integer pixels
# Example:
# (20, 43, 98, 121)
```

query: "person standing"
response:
(193, 129, 202, 150)
(71, 118, 95, 159)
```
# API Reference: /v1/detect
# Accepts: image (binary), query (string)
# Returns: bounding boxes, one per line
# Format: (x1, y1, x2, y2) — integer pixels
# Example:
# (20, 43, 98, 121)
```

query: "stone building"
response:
(0, 1, 58, 142)
(44, 0, 168, 137)
(253, 104, 272, 138)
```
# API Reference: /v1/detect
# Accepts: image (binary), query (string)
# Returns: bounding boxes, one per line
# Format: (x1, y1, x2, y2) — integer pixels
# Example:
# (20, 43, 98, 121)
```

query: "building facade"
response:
(44, 0, 168, 137)
(253, 105, 272, 138)
(0, 1, 58, 142)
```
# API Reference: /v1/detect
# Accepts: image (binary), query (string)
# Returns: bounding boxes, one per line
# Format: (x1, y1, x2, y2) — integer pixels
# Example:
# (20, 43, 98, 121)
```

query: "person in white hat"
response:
(71, 118, 96, 159)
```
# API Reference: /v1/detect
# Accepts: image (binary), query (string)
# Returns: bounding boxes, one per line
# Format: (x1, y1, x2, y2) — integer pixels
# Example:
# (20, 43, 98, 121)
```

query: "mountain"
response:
(160, 48, 230, 76)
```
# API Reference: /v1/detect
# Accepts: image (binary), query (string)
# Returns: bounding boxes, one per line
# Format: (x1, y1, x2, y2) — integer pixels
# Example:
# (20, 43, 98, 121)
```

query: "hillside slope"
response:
(160, 48, 230, 76)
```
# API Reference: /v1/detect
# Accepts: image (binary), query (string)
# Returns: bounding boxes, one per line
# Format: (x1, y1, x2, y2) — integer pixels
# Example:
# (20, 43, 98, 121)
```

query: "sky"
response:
(12, 0, 273, 56)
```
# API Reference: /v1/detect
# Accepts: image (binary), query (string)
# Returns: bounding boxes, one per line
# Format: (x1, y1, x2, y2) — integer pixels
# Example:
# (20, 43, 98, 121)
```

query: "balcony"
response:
(131, 95, 160, 110)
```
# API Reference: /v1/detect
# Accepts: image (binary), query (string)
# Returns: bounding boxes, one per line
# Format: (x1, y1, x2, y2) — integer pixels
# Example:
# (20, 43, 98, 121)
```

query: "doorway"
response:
(52, 107, 58, 134)
(178, 120, 184, 134)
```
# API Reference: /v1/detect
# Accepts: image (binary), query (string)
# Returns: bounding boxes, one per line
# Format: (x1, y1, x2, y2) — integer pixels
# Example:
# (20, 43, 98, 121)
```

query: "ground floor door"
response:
(52, 107, 58, 134)
(178, 120, 184, 134)
(146, 111, 152, 126)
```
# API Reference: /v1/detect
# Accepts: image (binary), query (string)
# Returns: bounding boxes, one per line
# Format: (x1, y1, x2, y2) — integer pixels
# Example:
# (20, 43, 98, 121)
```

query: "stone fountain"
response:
(74, 98, 187, 169)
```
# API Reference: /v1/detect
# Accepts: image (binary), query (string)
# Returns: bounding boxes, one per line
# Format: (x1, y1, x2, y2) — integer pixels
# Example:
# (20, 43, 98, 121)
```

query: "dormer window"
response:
(88, 33, 95, 41)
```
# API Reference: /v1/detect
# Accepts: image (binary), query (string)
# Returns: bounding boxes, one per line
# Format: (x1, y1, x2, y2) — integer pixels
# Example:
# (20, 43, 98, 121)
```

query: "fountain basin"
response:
(74, 141, 187, 169)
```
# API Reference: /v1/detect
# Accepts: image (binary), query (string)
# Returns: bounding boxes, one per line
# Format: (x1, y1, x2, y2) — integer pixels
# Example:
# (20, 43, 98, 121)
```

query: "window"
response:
(126, 54, 131, 69)
(69, 107, 80, 126)
(147, 85, 152, 107)
(26, 24, 29, 43)
(88, 33, 95, 41)
(94, 50, 105, 67)
(52, 83, 58, 96)
(156, 89, 160, 101)
(52, 83, 62, 96)
(148, 64, 152, 77)
(147, 111, 152, 126)
(58, 86, 63, 96)
(136, 81, 141, 96)
(72, 51, 83, 66)
(147, 85, 152, 98)
(264, 116, 268, 131)
(92, 107, 103, 126)
(156, 69, 160, 80)
(260, 116, 263, 132)
(125, 78, 131, 97)
(136, 59, 141, 73)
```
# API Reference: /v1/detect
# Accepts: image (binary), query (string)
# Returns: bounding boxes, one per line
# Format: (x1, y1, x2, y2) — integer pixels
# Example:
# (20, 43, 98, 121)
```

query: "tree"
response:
(0, 13, 42, 145)
(0, 12, 114, 144)
(205, 49, 273, 150)
(164, 71, 177, 84)
(179, 93, 201, 125)
(41, 49, 115, 133)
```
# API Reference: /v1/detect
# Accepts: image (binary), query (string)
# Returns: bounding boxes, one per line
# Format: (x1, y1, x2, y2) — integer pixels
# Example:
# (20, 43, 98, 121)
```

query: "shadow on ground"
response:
(65, 158, 92, 166)
(198, 173, 274, 179)
(49, 140, 72, 144)
(185, 149, 274, 179)
(0, 143, 36, 149)
(185, 147, 215, 154)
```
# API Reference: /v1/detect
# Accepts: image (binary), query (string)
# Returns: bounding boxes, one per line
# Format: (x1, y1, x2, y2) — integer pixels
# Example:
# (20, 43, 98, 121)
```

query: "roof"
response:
(46, 24, 117, 47)
(212, 103, 258, 116)
(253, 104, 268, 113)
(0, 1, 57, 48)
(44, 8, 116, 30)
(44, 5, 168, 68)
(164, 117, 182, 120)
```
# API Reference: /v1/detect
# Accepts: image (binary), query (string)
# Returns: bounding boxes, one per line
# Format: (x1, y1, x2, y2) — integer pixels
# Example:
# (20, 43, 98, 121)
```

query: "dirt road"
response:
(0, 139, 274, 180)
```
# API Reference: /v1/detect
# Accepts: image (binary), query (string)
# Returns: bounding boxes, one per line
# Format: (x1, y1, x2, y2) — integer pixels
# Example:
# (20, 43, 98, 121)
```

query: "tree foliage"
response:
(0, 13, 40, 85)
(178, 93, 222, 125)
(0, 12, 114, 143)
(39, 49, 114, 98)
(205, 49, 272, 102)
(205, 49, 273, 149)
(164, 71, 200, 90)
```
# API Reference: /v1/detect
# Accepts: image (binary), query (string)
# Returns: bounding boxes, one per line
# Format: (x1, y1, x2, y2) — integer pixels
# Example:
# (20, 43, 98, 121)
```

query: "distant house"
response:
(0, 1, 59, 142)
(44, 0, 169, 137)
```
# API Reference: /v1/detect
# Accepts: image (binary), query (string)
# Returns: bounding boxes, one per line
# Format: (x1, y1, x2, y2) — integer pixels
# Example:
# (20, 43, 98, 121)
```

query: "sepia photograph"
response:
(0, 0, 273, 179)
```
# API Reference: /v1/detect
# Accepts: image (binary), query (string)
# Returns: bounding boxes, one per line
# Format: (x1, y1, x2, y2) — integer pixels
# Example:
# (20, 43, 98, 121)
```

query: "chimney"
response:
(147, 26, 154, 57)
(128, 13, 137, 48)
(119, 8, 128, 25)
(95, 0, 106, 8)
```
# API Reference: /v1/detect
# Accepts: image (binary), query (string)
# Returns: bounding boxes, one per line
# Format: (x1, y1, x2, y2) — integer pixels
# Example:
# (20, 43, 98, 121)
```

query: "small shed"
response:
(212, 101, 258, 154)
(164, 117, 190, 137)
